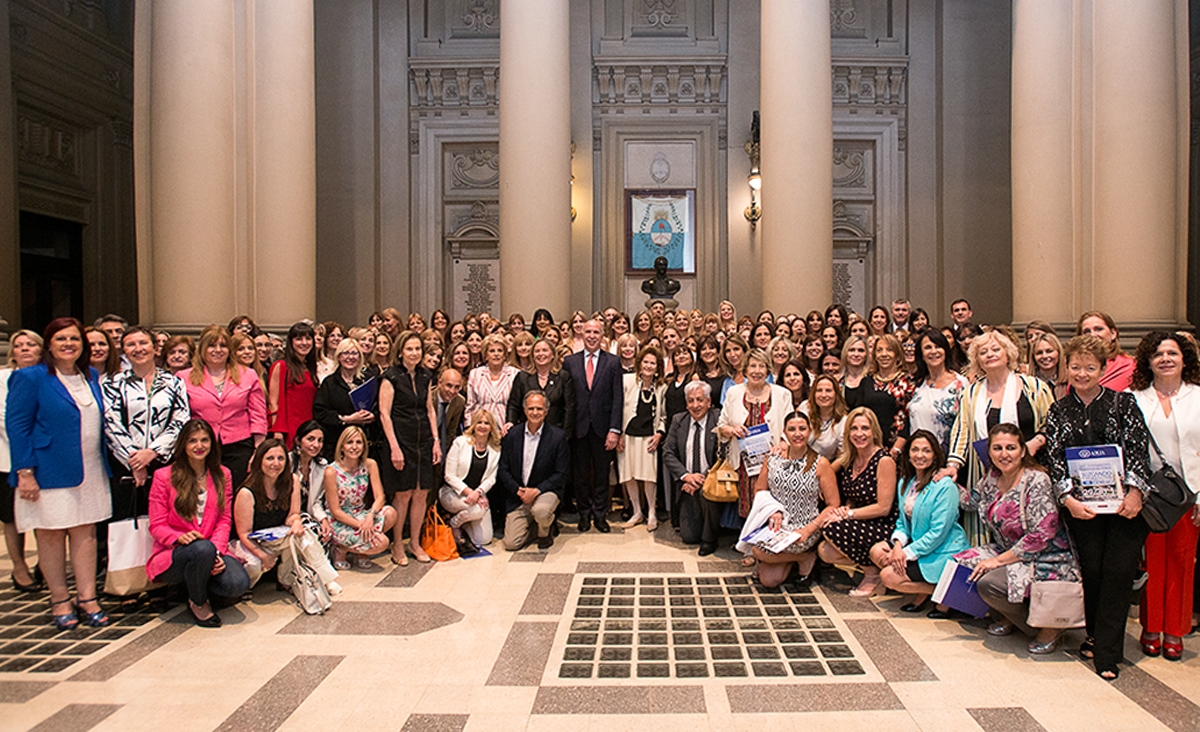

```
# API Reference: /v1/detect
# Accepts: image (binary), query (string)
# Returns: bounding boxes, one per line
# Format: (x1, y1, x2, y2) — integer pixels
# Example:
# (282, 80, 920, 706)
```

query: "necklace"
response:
(473, 444, 488, 459)
(639, 385, 655, 403)
(1155, 381, 1181, 399)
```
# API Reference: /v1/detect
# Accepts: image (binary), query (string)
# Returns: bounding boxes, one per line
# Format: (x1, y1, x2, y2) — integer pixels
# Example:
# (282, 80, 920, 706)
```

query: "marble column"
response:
(1010, 0, 1075, 328)
(1091, 0, 1186, 327)
(498, 0, 571, 319)
(252, 0, 316, 328)
(1011, 0, 1188, 332)
(759, 0, 832, 310)
(147, 2, 237, 329)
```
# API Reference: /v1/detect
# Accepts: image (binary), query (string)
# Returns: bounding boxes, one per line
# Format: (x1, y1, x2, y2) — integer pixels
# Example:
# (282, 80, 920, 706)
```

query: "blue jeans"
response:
(155, 539, 250, 606)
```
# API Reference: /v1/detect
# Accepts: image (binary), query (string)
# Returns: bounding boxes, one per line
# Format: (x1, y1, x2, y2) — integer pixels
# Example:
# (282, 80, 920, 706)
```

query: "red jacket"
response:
(146, 465, 234, 581)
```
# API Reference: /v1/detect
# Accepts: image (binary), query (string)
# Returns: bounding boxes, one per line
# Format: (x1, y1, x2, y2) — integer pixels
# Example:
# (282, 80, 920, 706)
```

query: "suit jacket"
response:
(890, 476, 969, 580)
(662, 408, 719, 486)
(563, 348, 623, 439)
(6, 365, 110, 489)
(436, 393, 466, 445)
(498, 421, 570, 512)
(146, 465, 234, 581)
(180, 366, 268, 445)
(442, 434, 500, 495)
(506, 369, 576, 435)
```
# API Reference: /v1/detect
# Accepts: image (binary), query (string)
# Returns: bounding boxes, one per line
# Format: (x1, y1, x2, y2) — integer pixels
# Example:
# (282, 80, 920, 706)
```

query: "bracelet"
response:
(847, 508, 855, 519)
(17, 468, 33, 476)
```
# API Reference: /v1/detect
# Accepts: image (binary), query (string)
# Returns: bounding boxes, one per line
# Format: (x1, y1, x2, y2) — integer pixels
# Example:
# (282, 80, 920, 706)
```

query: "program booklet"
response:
(738, 422, 773, 477)
(1065, 444, 1125, 513)
(742, 524, 804, 554)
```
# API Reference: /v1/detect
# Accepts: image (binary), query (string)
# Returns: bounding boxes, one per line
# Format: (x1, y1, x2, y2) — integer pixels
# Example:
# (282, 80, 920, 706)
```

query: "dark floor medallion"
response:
(559, 575, 866, 680)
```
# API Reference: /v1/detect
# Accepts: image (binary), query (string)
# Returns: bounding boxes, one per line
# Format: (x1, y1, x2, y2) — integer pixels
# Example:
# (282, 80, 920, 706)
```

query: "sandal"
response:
(1163, 638, 1183, 662)
(1097, 666, 1119, 681)
(1139, 632, 1162, 657)
(1079, 637, 1095, 660)
(987, 620, 1015, 637)
(740, 556, 757, 568)
(74, 597, 109, 628)
(390, 553, 409, 567)
(351, 555, 374, 570)
(332, 560, 351, 571)
(51, 599, 78, 632)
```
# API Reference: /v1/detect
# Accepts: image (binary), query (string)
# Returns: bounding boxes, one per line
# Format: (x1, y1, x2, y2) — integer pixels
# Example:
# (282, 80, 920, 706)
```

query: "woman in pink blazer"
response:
(180, 325, 268, 489)
(147, 419, 250, 627)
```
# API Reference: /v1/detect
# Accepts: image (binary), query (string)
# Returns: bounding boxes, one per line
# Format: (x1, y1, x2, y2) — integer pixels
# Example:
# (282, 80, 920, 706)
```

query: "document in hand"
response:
(932, 560, 991, 618)
(742, 524, 803, 554)
(350, 376, 379, 412)
(738, 422, 773, 477)
(1065, 444, 1125, 514)
(247, 525, 291, 542)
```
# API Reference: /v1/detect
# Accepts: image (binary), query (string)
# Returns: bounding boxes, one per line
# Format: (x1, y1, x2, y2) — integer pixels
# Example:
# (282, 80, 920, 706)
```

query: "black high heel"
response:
(11, 572, 41, 593)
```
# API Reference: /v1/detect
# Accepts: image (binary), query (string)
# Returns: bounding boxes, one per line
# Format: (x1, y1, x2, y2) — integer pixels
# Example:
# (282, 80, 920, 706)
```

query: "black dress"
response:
(379, 364, 436, 495)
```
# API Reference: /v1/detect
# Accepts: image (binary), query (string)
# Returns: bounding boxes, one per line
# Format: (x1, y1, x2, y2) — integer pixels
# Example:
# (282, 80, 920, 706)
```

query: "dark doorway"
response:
(20, 211, 83, 333)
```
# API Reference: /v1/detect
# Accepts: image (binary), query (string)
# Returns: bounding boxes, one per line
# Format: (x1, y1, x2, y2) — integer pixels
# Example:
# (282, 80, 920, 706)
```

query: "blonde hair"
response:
(509, 331, 536, 371)
(870, 334, 903, 376)
(6, 330, 43, 368)
(480, 333, 510, 363)
(190, 325, 241, 386)
(967, 330, 1021, 381)
(832, 407, 884, 471)
(334, 426, 368, 464)
(333, 338, 365, 379)
(229, 332, 264, 380)
(464, 409, 502, 450)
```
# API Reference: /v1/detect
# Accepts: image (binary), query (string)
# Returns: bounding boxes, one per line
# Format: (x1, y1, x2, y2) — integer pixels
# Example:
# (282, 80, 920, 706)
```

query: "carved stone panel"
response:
(631, 0, 688, 39)
(833, 142, 873, 195)
(18, 112, 80, 179)
(451, 0, 500, 39)
(444, 144, 500, 196)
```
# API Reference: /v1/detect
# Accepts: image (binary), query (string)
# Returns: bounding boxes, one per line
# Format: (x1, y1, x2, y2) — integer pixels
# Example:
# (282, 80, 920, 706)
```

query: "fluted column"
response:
(148, 2, 236, 329)
(759, 0, 832, 310)
(1011, 0, 1075, 327)
(1092, 0, 1186, 326)
(253, 0, 316, 328)
(498, 0, 571, 319)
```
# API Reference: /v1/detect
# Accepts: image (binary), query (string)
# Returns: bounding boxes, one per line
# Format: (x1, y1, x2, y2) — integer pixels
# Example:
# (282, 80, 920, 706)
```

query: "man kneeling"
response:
(498, 391, 570, 550)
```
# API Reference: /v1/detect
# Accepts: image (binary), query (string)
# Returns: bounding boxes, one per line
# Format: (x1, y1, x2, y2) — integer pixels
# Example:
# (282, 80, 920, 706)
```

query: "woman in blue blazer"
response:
(7, 318, 112, 631)
(868, 429, 968, 612)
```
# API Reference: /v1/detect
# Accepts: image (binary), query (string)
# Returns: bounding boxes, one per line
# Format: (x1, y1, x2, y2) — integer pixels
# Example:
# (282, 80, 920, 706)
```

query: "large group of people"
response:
(2, 298, 1198, 682)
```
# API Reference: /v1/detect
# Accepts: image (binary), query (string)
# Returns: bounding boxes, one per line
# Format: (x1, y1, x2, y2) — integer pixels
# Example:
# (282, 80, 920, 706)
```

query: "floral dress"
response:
(953, 469, 1080, 604)
(328, 462, 388, 553)
(822, 449, 897, 566)
(737, 395, 769, 519)
(907, 374, 968, 452)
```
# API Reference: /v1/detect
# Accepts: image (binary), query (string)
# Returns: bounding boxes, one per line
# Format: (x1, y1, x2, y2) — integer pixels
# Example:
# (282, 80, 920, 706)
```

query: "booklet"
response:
(932, 560, 991, 618)
(349, 376, 379, 413)
(742, 524, 803, 554)
(1065, 444, 1125, 513)
(738, 422, 773, 477)
(247, 525, 290, 543)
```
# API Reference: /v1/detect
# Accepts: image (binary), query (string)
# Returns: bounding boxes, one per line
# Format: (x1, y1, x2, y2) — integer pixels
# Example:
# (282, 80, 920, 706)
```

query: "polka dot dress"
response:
(822, 449, 897, 566)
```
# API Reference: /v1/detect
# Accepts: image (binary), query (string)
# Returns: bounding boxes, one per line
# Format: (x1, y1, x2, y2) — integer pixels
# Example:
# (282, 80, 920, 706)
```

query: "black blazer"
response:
(661, 408, 719, 487)
(562, 349, 623, 440)
(498, 421, 570, 512)
(506, 369, 576, 435)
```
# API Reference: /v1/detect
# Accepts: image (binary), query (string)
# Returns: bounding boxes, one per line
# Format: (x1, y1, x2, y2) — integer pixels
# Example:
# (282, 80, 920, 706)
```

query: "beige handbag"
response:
(702, 457, 739, 503)
(1027, 581, 1086, 628)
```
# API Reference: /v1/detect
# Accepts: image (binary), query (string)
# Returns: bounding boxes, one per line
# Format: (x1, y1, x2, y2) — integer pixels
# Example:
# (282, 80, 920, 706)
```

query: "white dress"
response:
(15, 374, 113, 532)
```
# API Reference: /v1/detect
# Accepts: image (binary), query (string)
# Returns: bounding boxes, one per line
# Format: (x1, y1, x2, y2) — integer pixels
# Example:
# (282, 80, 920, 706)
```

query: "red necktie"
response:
(586, 353, 595, 389)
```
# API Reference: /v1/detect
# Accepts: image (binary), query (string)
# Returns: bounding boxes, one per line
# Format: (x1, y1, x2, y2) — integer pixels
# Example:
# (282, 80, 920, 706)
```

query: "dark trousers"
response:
(572, 433, 613, 521)
(1067, 513, 1149, 670)
(220, 439, 255, 492)
(678, 485, 721, 548)
(155, 540, 250, 606)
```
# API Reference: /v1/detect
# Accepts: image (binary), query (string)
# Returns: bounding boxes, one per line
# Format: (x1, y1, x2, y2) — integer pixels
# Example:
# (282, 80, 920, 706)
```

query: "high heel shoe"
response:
(900, 596, 930, 613)
(848, 573, 884, 597)
(1139, 632, 1162, 657)
(10, 571, 42, 593)
(620, 514, 644, 529)
(51, 599, 78, 632)
(74, 597, 109, 628)
(1079, 637, 1095, 659)
(1028, 633, 1062, 655)
(988, 620, 1015, 637)
(1163, 639, 1183, 662)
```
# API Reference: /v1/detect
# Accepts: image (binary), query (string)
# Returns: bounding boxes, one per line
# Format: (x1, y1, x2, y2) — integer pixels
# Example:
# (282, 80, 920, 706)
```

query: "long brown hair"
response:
(190, 325, 241, 386)
(243, 438, 293, 511)
(169, 419, 226, 520)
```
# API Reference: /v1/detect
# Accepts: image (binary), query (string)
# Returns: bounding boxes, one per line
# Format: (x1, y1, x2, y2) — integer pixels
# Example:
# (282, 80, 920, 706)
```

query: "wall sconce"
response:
(744, 111, 761, 228)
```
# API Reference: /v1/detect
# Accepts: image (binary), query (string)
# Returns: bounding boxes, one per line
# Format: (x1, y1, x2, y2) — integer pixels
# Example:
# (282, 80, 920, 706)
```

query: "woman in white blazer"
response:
(617, 346, 667, 530)
(438, 409, 501, 552)
(1131, 332, 1200, 662)
(718, 348, 795, 522)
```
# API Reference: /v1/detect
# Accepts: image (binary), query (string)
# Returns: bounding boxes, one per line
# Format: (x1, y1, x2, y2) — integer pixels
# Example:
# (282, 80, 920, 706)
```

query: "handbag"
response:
(1017, 476, 1085, 628)
(420, 503, 459, 561)
(104, 515, 163, 596)
(1141, 431, 1196, 533)
(702, 455, 740, 503)
(287, 536, 332, 615)
(1027, 580, 1086, 628)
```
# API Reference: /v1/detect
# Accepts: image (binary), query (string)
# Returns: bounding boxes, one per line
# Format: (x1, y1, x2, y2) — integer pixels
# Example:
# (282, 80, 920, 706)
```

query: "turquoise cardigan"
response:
(890, 476, 969, 580)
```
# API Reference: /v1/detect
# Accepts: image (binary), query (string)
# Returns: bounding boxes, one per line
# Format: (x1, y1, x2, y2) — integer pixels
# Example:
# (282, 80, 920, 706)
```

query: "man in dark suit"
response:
(662, 381, 722, 556)
(562, 319, 623, 533)
(434, 367, 466, 446)
(498, 391, 570, 550)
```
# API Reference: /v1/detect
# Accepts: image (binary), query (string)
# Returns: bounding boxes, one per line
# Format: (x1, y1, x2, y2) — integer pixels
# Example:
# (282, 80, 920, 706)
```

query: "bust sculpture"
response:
(641, 256, 680, 308)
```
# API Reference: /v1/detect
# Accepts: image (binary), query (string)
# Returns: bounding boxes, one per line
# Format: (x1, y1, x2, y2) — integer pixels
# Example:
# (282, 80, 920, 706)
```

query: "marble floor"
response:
(1, 521, 1198, 732)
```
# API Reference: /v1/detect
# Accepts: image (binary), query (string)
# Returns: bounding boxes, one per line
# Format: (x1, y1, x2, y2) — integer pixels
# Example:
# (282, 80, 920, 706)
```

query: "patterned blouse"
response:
(954, 469, 1080, 603)
(465, 364, 519, 430)
(102, 368, 191, 466)
(908, 373, 968, 451)
(1040, 387, 1151, 501)
(875, 374, 915, 443)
